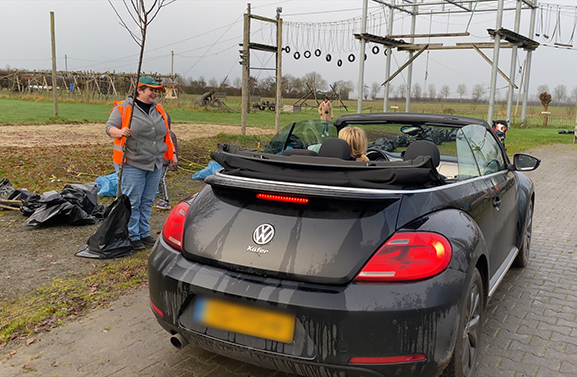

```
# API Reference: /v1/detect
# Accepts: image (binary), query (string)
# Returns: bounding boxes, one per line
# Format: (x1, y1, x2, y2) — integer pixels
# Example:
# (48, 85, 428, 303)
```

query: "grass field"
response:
(1, 92, 576, 129)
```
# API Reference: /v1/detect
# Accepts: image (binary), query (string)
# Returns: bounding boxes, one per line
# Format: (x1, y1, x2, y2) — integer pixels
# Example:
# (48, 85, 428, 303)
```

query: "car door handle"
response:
(493, 197, 502, 208)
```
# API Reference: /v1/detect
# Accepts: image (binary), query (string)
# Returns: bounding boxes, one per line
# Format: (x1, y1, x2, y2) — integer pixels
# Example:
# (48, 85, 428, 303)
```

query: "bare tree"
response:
(398, 84, 407, 99)
(471, 84, 486, 104)
(539, 92, 552, 127)
(536, 84, 549, 97)
(108, 0, 175, 197)
(412, 83, 422, 100)
(440, 85, 450, 101)
(571, 87, 577, 104)
(457, 84, 467, 102)
(370, 82, 381, 100)
(303, 72, 327, 92)
(388, 84, 396, 99)
(333, 80, 355, 100)
(208, 77, 219, 88)
(427, 84, 436, 101)
(553, 85, 567, 105)
(232, 77, 242, 90)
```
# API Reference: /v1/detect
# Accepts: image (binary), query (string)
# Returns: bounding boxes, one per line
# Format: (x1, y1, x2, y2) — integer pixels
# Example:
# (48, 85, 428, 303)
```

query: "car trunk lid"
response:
(181, 180, 402, 285)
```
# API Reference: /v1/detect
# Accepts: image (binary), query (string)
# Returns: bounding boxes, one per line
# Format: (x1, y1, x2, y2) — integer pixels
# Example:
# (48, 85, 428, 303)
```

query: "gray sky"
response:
(1, 0, 576, 99)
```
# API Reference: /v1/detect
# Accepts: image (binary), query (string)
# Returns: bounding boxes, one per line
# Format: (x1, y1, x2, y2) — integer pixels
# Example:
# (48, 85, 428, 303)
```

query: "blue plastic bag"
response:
(192, 161, 223, 180)
(95, 173, 118, 197)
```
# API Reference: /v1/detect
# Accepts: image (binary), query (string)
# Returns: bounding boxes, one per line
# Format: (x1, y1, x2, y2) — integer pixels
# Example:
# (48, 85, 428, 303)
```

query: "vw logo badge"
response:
(253, 224, 275, 245)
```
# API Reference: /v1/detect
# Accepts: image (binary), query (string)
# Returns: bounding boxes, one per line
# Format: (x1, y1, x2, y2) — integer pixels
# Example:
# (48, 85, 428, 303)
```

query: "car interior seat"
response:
(403, 140, 441, 168)
(318, 138, 353, 160)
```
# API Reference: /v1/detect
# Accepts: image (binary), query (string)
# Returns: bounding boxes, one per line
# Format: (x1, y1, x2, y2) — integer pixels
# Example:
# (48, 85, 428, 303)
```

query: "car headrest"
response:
(403, 140, 440, 167)
(318, 138, 353, 160)
(282, 149, 318, 156)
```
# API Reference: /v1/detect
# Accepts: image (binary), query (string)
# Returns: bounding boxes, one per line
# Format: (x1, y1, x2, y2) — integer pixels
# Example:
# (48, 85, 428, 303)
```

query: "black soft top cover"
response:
(210, 143, 444, 189)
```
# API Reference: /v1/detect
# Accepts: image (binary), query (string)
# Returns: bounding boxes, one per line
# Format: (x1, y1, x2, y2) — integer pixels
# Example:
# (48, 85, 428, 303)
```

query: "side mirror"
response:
(513, 153, 540, 171)
(401, 125, 424, 136)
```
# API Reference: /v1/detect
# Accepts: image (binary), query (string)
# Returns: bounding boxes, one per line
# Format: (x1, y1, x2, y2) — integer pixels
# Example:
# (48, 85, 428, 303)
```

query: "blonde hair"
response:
(339, 127, 368, 160)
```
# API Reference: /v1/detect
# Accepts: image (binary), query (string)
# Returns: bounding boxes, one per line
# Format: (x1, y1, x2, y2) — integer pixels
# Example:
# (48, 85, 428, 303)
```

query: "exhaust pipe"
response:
(170, 333, 189, 349)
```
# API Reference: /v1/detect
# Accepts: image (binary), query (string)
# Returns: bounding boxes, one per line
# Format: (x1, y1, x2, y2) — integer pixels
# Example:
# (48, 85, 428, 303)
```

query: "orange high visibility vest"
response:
(111, 101, 175, 165)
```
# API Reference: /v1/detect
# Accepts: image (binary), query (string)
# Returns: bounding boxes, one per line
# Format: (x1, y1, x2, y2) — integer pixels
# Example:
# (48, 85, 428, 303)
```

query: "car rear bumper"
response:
(149, 239, 467, 377)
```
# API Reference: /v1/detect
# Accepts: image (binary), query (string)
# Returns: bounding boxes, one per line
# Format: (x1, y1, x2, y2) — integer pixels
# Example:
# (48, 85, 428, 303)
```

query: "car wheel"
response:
(442, 268, 483, 377)
(513, 201, 533, 268)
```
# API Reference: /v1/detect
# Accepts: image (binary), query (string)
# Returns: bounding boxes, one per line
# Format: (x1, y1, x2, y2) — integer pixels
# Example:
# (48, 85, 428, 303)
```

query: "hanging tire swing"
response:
(384, 49, 387, 56)
(314, 49, 321, 57)
(325, 54, 332, 62)
(348, 54, 355, 63)
(294, 51, 301, 60)
(284, 46, 291, 53)
(372, 45, 380, 55)
(304, 50, 312, 59)
(364, 53, 367, 61)
(337, 59, 343, 67)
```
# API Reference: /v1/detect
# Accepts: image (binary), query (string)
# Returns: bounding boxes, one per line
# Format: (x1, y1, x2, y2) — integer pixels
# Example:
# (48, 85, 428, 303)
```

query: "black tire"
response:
(294, 52, 300, 60)
(372, 45, 380, 54)
(315, 49, 321, 57)
(348, 53, 355, 62)
(284, 46, 291, 53)
(442, 268, 484, 377)
(513, 200, 533, 268)
(337, 59, 342, 67)
(304, 50, 312, 58)
(325, 54, 332, 62)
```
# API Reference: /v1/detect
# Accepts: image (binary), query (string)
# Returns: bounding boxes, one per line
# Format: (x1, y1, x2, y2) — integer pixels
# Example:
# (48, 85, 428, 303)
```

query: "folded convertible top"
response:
(210, 144, 444, 189)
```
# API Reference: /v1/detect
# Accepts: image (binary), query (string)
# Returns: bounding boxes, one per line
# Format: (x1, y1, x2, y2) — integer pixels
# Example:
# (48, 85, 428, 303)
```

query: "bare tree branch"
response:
(107, 0, 174, 197)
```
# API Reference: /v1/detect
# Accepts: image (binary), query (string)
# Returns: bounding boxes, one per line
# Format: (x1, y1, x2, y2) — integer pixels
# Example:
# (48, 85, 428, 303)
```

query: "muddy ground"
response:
(0, 123, 275, 302)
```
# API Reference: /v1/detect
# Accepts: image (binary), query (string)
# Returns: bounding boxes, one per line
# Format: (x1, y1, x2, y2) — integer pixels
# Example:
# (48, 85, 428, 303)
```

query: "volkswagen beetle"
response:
(148, 113, 540, 377)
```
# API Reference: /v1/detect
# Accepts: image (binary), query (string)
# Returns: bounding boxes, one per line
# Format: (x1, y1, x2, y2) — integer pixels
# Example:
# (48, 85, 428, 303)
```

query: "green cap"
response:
(138, 76, 165, 91)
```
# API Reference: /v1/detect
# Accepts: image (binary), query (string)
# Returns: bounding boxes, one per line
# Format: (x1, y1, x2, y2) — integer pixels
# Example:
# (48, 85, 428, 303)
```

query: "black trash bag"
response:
(60, 183, 105, 219)
(21, 183, 104, 227)
(9, 188, 31, 202)
(21, 193, 43, 216)
(75, 195, 134, 259)
(0, 178, 15, 200)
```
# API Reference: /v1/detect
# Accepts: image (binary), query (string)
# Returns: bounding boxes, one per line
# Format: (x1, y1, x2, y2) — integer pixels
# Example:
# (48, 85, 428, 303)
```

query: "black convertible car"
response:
(148, 113, 540, 377)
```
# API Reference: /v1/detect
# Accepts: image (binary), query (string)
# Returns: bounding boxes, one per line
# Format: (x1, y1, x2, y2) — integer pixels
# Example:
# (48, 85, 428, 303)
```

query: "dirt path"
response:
(0, 123, 276, 147)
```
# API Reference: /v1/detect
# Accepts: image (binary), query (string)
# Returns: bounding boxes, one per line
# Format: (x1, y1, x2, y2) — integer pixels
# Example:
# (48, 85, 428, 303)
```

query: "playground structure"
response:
(282, 0, 542, 126)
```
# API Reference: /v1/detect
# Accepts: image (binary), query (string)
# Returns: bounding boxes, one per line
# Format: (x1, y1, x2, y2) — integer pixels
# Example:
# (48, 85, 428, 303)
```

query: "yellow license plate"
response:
(193, 297, 295, 343)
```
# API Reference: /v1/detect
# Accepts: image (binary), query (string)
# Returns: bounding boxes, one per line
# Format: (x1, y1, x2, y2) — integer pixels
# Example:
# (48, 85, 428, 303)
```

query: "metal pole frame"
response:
(487, 0, 504, 124)
(405, 3, 417, 112)
(357, 0, 369, 114)
(383, 1, 395, 112)
(520, 0, 536, 127)
(506, 0, 522, 126)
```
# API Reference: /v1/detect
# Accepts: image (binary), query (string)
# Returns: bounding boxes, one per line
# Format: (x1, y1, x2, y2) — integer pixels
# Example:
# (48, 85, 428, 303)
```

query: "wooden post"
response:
(50, 11, 59, 117)
(241, 4, 251, 136)
(275, 8, 282, 133)
(574, 104, 577, 143)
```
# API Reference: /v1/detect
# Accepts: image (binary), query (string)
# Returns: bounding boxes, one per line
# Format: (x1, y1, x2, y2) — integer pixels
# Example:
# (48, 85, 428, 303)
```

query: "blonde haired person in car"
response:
(339, 127, 369, 161)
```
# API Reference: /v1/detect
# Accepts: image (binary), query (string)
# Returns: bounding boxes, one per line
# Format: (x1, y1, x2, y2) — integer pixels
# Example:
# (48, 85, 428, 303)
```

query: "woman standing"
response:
(318, 96, 333, 137)
(106, 76, 177, 250)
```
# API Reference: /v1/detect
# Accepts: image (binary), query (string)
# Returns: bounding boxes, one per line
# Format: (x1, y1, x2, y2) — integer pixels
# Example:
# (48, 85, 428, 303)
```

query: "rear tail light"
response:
(355, 232, 451, 282)
(162, 201, 190, 252)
